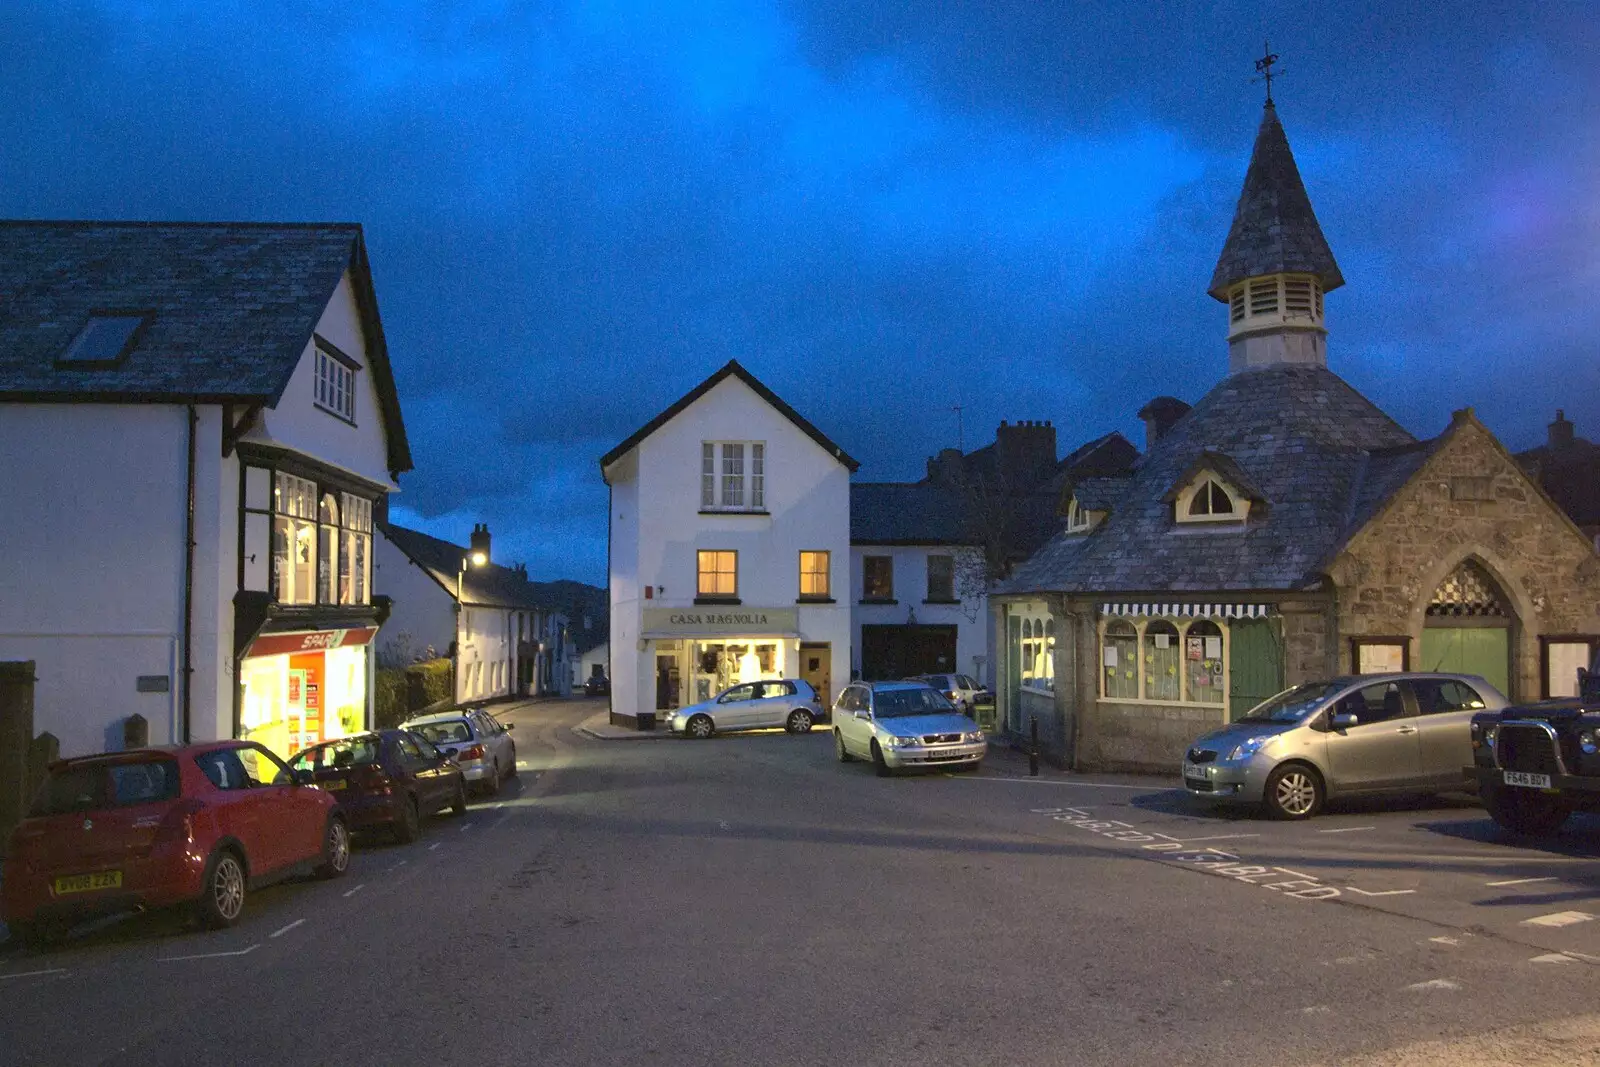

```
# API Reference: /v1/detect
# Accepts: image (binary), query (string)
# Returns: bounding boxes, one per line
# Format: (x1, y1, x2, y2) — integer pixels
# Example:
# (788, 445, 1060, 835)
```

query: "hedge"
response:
(374, 657, 453, 728)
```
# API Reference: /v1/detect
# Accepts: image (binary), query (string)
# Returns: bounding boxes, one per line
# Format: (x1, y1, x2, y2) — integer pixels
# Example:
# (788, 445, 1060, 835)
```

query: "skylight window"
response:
(58, 313, 150, 367)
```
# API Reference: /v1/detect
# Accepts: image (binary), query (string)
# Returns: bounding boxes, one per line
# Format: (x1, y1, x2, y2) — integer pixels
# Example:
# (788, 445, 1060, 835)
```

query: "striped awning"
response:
(1099, 603, 1275, 620)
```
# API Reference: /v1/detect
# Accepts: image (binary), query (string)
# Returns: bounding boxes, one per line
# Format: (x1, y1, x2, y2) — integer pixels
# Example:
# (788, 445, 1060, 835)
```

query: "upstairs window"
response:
(697, 550, 738, 598)
(702, 441, 766, 511)
(57, 313, 150, 368)
(799, 551, 830, 599)
(862, 556, 894, 601)
(339, 493, 373, 605)
(273, 472, 318, 604)
(313, 341, 360, 423)
(1177, 475, 1249, 524)
(1065, 497, 1093, 534)
(926, 554, 955, 602)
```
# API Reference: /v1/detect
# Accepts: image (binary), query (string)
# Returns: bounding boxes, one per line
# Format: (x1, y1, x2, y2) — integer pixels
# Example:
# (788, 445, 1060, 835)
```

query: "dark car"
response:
(288, 731, 466, 843)
(3, 741, 348, 943)
(1469, 679, 1600, 836)
(584, 674, 610, 697)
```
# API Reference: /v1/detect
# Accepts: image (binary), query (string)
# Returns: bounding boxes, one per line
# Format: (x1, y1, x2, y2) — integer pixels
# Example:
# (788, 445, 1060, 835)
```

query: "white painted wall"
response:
(850, 544, 990, 685)
(373, 531, 456, 663)
(575, 642, 610, 687)
(605, 374, 853, 716)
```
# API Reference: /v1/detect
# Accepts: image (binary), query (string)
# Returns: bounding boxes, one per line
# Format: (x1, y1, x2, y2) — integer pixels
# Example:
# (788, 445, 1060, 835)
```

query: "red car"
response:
(2, 740, 349, 946)
(287, 730, 466, 842)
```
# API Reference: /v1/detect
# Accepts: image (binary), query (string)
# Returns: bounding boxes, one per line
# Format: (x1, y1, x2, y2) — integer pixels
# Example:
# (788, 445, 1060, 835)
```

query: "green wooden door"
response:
(1228, 618, 1284, 720)
(1419, 627, 1510, 697)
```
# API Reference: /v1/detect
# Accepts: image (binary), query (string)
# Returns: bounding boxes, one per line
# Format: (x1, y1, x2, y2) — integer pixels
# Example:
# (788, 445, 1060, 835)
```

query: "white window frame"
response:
(1098, 616, 1229, 707)
(1175, 474, 1250, 524)
(313, 345, 359, 422)
(1013, 607, 1055, 695)
(1065, 496, 1095, 534)
(700, 441, 767, 512)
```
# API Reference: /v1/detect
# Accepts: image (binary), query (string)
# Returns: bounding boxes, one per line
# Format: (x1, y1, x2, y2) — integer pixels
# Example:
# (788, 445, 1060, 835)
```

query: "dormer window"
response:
(313, 338, 361, 424)
(1177, 475, 1249, 523)
(1065, 496, 1103, 534)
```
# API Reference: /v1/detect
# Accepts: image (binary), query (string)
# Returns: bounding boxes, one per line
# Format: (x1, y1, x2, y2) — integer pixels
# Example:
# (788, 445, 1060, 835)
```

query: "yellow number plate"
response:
(54, 871, 122, 895)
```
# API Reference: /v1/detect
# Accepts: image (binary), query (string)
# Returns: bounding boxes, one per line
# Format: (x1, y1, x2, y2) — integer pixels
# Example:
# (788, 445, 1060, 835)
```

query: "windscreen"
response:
(291, 738, 381, 771)
(413, 721, 473, 745)
(30, 759, 180, 815)
(874, 688, 957, 718)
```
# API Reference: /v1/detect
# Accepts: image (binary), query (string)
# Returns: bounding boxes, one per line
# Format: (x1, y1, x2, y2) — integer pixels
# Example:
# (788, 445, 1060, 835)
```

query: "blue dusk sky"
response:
(4, 2, 1596, 585)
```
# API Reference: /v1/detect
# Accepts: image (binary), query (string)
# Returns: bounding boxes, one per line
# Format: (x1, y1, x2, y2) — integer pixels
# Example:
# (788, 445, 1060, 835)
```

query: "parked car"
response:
(1469, 683, 1600, 837)
(1182, 673, 1508, 819)
(584, 674, 610, 697)
(403, 709, 517, 796)
(288, 731, 466, 842)
(833, 681, 986, 776)
(2, 741, 348, 944)
(669, 679, 824, 738)
(907, 673, 984, 714)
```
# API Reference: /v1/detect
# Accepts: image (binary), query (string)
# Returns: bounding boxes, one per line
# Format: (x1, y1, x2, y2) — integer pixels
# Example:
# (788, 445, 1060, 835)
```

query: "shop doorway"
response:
(1228, 617, 1284, 721)
(799, 643, 831, 707)
(1419, 559, 1512, 697)
(655, 654, 681, 711)
(860, 625, 958, 681)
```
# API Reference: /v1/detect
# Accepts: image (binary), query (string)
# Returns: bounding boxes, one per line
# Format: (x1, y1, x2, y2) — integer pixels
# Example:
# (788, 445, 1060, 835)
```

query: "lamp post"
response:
(452, 549, 488, 706)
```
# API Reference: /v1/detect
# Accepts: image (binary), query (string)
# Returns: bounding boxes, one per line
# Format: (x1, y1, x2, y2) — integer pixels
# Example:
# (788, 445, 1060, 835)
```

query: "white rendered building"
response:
(601, 361, 855, 727)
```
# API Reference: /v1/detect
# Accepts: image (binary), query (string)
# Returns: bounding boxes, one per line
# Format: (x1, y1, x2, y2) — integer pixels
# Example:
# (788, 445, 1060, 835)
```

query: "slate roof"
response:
(1000, 365, 1418, 594)
(1068, 476, 1133, 512)
(1208, 102, 1344, 300)
(851, 482, 980, 544)
(600, 359, 859, 474)
(1518, 431, 1600, 530)
(381, 522, 554, 610)
(0, 220, 411, 473)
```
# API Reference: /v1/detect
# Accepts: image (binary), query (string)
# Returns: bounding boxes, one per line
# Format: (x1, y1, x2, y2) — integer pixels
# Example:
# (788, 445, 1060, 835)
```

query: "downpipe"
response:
(182, 404, 197, 744)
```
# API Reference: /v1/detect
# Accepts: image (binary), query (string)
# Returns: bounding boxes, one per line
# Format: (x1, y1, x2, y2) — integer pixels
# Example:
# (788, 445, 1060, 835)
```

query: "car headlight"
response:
(964, 731, 985, 744)
(887, 734, 921, 748)
(1226, 735, 1277, 761)
(1481, 724, 1498, 750)
(1580, 730, 1597, 755)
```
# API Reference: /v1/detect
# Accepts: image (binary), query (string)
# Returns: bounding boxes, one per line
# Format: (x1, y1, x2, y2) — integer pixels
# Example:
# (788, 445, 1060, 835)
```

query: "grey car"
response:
(669, 679, 824, 739)
(1183, 672, 1508, 819)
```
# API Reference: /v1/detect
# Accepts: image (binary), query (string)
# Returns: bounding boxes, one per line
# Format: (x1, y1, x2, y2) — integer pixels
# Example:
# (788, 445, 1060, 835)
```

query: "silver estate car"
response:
(833, 681, 986, 776)
(669, 679, 824, 739)
(403, 708, 517, 796)
(1183, 673, 1508, 819)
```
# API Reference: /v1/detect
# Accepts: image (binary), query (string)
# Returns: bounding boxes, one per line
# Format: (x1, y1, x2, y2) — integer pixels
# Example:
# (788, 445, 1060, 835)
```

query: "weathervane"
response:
(1254, 40, 1281, 104)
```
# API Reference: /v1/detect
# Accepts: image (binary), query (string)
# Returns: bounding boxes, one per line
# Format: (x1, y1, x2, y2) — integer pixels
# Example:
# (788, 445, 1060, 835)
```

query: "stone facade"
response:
(1328, 412, 1600, 701)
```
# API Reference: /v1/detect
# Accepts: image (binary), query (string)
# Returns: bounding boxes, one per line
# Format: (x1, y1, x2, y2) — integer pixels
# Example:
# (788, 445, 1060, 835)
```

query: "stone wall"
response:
(1329, 413, 1600, 701)
(1089, 699, 1227, 773)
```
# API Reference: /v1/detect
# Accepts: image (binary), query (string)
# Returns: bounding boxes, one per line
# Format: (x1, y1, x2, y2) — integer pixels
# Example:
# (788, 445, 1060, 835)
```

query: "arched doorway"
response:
(1418, 559, 1512, 695)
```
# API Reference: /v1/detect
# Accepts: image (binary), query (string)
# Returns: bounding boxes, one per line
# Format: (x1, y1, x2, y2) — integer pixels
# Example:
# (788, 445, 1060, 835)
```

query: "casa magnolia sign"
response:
(641, 607, 799, 638)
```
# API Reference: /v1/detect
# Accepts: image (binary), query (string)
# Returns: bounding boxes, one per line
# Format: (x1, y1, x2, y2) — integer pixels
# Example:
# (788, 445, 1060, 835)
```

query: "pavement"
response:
(3, 695, 1599, 1066)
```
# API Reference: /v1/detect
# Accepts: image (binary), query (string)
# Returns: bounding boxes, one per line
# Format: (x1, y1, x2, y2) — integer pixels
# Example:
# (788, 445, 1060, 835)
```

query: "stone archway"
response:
(1418, 558, 1513, 696)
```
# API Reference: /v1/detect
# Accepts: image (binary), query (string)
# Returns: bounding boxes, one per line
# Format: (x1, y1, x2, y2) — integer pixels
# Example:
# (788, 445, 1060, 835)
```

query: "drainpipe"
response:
(182, 404, 197, 743)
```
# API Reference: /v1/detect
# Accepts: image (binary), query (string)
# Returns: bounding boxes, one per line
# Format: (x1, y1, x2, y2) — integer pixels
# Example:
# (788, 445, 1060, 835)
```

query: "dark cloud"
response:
(3, 1, 1596, 586)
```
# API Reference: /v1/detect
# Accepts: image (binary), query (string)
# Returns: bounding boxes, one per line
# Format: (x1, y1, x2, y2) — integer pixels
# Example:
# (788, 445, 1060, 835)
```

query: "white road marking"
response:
(429, 843, 442, 851)
(342, 883, 366, 899)
(1271, 866, 1316, 879)
(1523, 911, 1595, 928)
(160, 944, 260, 962)
(459, 822, 473, 833)
(1301, 1005, 1331, 1015)
(269, 919, 306, 939)
(386, 860, 408, 872)
(1348, 887, 1417, 897)
(1430, 936, 1463, 946)
(1405, 979, 1460, 992)
(1317, 826, 1377, 834)
(1530, 953, 1578, 964)
(0, 968, 68, 980)
(492, 813, 511, 829)
(978, 778, 1154, 789)
(1157, 833, 1263, 844)
(1488, 876, 1559, 887)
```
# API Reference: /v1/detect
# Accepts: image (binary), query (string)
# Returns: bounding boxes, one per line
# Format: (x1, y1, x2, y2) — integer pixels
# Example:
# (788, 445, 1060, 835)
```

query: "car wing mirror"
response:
(293, 769, 315, 786)
(855, 709, 873, 720)
(1330, 711, 1358, 730)
(503, 723, 515, 731)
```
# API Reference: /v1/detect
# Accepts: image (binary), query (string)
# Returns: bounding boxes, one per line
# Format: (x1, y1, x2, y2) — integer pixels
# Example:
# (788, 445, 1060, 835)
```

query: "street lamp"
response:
(452, 549, 488, 706)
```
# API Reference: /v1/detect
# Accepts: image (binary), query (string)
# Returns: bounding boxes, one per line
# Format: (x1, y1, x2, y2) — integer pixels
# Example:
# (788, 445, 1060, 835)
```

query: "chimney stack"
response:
(994, 419, 1057, 486)
(470, 523, 491, 564)
(1549, 410, 1575, 450)
(1136, 397, 1191, 451)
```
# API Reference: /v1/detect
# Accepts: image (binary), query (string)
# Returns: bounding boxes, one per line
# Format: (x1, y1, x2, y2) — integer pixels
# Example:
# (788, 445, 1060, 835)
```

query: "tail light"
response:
(153, 798, 204, 847)
(459, 744, 486, 761)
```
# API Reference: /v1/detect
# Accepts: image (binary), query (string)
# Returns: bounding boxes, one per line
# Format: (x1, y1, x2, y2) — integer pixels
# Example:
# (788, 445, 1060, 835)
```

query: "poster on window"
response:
(1204, 636, 1223, 660)
(1103, 646, 1118, 668)
(1186, 637, 1203, 661)
(1357, 643, 1405, 675)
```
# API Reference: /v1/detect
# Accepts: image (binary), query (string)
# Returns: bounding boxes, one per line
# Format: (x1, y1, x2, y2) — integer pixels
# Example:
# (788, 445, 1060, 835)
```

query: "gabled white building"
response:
(601, 361, 856, 728)
(376, 521, 572, 703)
(0, 221, 411, 759)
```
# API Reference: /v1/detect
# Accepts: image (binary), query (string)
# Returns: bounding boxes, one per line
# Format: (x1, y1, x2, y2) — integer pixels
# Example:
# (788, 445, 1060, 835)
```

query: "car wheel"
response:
(478, 764, 501, 798)
(1263, 763, 1323, 820)
(1482, 783, 1571, 837)
(834, 730, 854, 762)
(687, 714, 714, 740)
(871, 741, 891, 778)
(314, 817, 351, 880)
(196, 848, 247, 929)
(786, 709, 814, 734)
(394, 795, 422, 843)
(451, 778, 468, 816)
(506, 744, 519, 778)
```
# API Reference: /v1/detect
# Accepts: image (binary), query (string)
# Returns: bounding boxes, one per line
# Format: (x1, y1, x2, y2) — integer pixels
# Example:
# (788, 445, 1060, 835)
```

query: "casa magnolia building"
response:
(601, 361, 855, 727)
(992, 99, 1600, 772)
(0, 221, 411, 760)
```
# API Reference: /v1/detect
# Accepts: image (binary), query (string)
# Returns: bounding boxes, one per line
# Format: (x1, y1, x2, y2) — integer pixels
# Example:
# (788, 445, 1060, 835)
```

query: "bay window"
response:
(339, 493, 372, 605)
(1098, 615, 1230, 705)
(273, 472, 318, 605)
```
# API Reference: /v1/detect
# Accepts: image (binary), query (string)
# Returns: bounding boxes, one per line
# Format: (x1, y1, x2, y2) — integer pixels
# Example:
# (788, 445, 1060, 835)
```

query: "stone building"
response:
(991, 99, 1600, 772)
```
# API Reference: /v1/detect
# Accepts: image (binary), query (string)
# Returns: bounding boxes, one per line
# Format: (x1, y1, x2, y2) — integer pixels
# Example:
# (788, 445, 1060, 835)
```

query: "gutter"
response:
(182, 404, 197, 743)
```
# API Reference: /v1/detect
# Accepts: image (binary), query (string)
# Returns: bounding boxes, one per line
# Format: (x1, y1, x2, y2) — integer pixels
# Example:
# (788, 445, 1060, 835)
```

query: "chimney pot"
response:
(1550, 410, 1575, 448)
(470, 523, 492, 564)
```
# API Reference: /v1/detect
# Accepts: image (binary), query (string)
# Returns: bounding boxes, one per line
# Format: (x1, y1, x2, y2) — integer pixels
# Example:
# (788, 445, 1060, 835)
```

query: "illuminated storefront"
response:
(643, 608, 805, 710)
(239, 627, 374, 758)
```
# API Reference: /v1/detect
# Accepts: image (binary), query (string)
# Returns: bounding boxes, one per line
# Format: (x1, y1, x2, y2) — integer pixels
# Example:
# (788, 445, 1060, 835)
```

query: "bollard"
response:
(1029, 715, 1039, 777)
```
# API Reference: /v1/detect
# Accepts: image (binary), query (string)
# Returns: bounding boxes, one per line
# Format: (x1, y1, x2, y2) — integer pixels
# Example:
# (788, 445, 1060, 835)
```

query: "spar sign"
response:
(243, 627, 378, 659)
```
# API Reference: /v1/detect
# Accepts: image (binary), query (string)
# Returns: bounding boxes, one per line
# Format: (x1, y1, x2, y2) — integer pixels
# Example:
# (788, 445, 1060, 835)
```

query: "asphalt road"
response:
(2, 699, 1598, 1066)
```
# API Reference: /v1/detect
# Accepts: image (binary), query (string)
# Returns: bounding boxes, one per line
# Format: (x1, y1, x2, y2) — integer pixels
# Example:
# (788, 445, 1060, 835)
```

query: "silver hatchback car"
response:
(1183, 673, 1508, 819)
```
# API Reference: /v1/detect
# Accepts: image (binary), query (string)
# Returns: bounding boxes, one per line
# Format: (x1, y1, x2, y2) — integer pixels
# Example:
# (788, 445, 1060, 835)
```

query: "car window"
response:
(1411, 679, 1488, 715)
(241, 745, 293, 786)
(291, 738, 380, 771)
(485, 713, 506, 733)
(411, 733, 444, 761)
(837, 688, 859, 712)
(1338, 681, 1408, 725)
(397, 734, 426, 767)
(958, 675, 978, 691)
(477, 713, 502, 735)
(31, 760, 181, 815)
(413, 721, 472, 745)
(719, 684, 756, 703)
(195, 749, 256, 791)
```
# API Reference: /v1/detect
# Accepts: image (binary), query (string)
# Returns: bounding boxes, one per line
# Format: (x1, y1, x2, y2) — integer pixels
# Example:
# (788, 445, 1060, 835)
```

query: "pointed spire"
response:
(1208, 101, 1343, 301)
